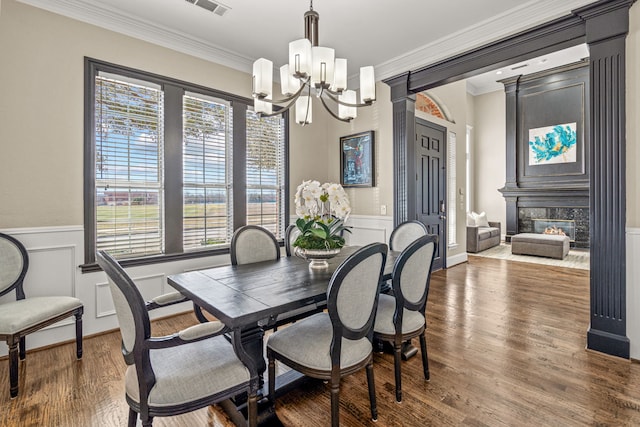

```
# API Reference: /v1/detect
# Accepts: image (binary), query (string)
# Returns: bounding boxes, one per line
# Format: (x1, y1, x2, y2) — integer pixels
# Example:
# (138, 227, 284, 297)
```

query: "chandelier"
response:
(251, 1, 376, 125)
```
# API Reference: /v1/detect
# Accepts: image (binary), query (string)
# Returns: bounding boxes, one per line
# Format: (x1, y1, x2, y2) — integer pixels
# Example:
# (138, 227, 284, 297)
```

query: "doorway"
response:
(415, 118, 447, 270)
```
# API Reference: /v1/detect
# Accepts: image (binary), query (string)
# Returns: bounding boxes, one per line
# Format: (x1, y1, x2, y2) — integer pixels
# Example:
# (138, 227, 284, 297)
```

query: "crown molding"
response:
(374, 0, 595, 82)
(17, 0, 595, 82)
(16, 0, 254, 73)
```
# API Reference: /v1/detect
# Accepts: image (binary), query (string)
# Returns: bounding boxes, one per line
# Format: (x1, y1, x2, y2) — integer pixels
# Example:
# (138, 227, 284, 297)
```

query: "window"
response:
(246, 110, 286, 237)
(84, 59, 288, 269)
(447, 131, 457, 247)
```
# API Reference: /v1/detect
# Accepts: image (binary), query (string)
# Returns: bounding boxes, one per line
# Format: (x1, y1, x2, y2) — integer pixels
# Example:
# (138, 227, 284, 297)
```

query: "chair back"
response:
(96, 250, 150, 365)
(389, 220, 428, 252)
(284, 224, 301, 257)
(327, 243, 387, 342)
(392, 234, 438, 313)
(0, 233, 28, 299)
(230, 225, 280, 265)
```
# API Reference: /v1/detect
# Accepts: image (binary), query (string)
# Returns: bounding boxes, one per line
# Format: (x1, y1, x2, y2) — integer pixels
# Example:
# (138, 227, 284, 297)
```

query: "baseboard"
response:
(447, 252, 468, 268)
(587, 328, 630, 359)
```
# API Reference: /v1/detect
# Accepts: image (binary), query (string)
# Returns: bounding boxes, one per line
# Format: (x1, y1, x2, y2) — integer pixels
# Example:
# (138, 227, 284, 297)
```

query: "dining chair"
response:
(231, 225, 281, 265)
(267, 242, 388, 427)
(0, 232, 83, 398)
(373, 234, 437, 402)
(284, 223, 301, 257)
(389, 220, 428, 252)
(96, 250, 258, 427)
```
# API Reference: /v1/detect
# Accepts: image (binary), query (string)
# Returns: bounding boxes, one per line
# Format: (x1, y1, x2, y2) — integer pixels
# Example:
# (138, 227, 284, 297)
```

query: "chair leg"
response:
(127, 408, 138, 427)
(8, 338, 19, 398)
(393, 341, 403, 402)
(267, 350, 276, 403)
(75, 309, 84, 359)
(330, 378, 340, 427)
(19, 336, 26, 360)
(142, 417, 153, 427)
(366, 360, 378, 421)
(419, 333, 430, 381)
(247, 391, 258, 427)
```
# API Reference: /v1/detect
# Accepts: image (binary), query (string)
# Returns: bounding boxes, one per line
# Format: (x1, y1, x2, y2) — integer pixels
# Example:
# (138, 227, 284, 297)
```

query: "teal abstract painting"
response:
(528, 122, 577, 165)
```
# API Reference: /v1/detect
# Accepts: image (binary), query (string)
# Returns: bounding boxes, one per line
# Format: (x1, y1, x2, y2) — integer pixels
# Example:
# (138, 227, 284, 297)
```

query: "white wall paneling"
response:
(627, 228, 640, 360)
(0, 226, 228, 357)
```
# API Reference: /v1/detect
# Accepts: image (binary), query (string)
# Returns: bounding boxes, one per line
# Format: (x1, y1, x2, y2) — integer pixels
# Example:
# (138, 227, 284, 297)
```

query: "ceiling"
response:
(18, 0, 595, 92)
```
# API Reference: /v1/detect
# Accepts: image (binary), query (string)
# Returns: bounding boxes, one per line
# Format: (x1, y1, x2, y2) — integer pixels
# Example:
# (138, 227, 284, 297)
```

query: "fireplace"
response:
(518, 207, 588, 248)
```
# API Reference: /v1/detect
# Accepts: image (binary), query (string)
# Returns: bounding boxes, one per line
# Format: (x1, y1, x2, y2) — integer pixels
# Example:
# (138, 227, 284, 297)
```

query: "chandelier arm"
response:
(323, 90, 374, 108)
(319, 94, 351, 123)
(256, 78, 310, 104)
(256, 97, 297, 118)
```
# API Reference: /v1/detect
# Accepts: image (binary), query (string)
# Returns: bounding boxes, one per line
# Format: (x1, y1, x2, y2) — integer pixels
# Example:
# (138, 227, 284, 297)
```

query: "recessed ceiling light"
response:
(496, 70, 503, 75)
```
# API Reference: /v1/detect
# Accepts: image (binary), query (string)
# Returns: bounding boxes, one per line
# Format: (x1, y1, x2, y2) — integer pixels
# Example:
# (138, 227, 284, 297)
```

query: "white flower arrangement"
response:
(294, 180, 351, 221)
(293, 180, 352, 250)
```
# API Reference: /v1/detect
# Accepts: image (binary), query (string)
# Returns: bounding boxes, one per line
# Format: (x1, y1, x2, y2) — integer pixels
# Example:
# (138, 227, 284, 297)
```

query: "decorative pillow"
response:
(466, 212, 476, 227)
(475, 211, 490, 227)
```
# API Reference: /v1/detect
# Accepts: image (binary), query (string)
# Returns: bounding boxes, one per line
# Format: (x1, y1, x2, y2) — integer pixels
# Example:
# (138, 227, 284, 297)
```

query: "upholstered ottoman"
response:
(511, 233, 570, 260)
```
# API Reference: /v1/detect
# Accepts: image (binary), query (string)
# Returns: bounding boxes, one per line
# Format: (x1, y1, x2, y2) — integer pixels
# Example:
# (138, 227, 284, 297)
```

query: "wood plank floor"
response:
(3, 256, 640, 426)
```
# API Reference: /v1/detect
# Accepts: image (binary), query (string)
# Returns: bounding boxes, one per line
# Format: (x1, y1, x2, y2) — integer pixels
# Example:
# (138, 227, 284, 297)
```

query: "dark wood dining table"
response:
(167, 245, 397, 425)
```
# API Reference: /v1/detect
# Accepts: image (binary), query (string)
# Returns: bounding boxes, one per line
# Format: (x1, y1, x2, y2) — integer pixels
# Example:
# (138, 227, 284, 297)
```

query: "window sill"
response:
(80, 247, 230, 273)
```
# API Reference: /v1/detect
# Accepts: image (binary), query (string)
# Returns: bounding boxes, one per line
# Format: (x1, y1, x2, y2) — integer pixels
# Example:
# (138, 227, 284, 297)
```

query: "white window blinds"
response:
(183, 93, 233, 250)
(95, 74, 164, 258)
(246, 111, 286, 239)
(447, 131, 457, 247)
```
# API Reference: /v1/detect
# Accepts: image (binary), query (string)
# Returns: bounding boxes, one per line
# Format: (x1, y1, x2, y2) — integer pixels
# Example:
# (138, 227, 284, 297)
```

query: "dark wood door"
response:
(415, 119, 446, 270)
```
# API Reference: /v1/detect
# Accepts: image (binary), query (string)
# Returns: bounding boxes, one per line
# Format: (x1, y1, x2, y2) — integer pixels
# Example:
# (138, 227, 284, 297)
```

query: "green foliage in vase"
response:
(293, 217, 351, 250)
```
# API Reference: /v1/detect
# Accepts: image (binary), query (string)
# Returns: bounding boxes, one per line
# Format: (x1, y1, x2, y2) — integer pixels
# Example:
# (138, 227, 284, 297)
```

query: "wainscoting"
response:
(0, 218, 582, 357)
(627, 228, 640, 360)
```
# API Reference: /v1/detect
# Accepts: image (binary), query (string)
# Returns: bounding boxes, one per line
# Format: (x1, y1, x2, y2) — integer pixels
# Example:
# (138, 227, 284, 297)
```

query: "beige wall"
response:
(0, 0, 327, 228)
(472, 90, 507, 230)
(1, 0, 638, 244)
(325, 82, 394, 217)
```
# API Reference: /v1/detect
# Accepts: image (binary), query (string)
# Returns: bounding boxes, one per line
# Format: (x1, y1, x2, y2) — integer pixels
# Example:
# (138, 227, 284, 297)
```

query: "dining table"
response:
(167, 245, 398, 425)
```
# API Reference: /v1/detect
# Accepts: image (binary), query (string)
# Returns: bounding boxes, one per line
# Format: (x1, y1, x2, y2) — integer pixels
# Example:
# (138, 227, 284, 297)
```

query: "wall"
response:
(472, 90, 507, 233)
(0, 0, 328, 354)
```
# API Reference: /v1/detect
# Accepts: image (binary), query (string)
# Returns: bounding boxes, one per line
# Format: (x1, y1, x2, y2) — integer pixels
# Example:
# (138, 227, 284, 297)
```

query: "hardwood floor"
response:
(3, 256, 640, 426)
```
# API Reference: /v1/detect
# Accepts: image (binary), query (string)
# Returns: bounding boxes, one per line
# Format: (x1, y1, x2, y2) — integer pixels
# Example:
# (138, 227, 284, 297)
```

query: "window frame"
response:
(83, 58, 289, 272)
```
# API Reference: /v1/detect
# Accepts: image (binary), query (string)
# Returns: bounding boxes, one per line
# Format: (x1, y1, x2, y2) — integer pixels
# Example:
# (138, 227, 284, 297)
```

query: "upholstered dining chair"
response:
(284, 223, 301, 257)
(231, 225, 281, 265)
(0, 232, 83, 398)
(389, 220, 429, 252)
(267, 243, 388, 427)
(373, 234, 438, 402)
(96, 250, 258, 427)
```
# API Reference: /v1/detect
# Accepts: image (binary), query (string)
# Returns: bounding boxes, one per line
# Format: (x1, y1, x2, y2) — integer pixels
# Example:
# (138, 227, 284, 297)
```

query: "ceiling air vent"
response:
(185, 0, 230, 17)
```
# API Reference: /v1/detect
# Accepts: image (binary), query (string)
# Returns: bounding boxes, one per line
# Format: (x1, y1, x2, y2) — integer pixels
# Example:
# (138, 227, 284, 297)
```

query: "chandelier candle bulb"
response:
(360, 66, 376, 103)
(332, 58, 347, 92)
(339, 90, 357, 120)
(296, 96, 312, 124)
(252, 58, 273, 98)
(254, 95, 272, 115)
(311, 46, 335, 88)
(279, 64, 299, 96)
(289, 39, 312, 78)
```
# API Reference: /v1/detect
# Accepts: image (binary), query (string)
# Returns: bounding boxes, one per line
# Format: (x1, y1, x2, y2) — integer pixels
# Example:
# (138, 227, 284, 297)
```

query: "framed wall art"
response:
(340, 130, 375, 187)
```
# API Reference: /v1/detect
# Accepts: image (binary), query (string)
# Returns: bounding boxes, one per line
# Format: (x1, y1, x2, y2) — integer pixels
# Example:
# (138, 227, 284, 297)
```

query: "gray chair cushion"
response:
(373, 294, 425, 336)
(0, 296, 83, 334)
(125, 335, 249, 407)
(267, 313, 372, 371)
(0, 237, 23, 294)
(233, 228, 279, 265)
(390, 222, 427, 252)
